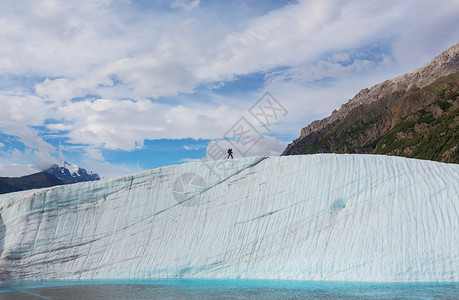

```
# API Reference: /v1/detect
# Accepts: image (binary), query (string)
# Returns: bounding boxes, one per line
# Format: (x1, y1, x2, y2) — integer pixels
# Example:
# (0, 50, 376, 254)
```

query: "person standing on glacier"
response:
(227, 148, 233, 159)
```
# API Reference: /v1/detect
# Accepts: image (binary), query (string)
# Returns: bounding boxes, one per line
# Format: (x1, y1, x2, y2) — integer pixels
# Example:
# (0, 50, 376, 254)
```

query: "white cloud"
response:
(4, 0, 457, 103)
(178, 157, 203, 163)
(80, 158, 135, 179)
(49, 98, 246, 150)
(206, 135, 286, 160)
(0, 1, 128, 76)
(0, 92, 47, 126)
(198, 0, 393, 79)
(0, 91, 59, 171)
(392, 1, 459, 69)
(171, 0, 200, 12)
(2, 0, 458, 101)
(1, 0, 459, 177)
(0, 161, 39, 177)
(85, 147, 105, 161)
(183, 145, 199, 150)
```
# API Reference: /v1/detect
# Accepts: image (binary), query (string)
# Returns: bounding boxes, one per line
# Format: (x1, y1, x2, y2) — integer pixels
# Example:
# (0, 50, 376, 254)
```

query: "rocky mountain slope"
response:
(0, 155, 457, 282)
(0, 172, 64, 194)
(282, 43, 459, 163)
(0, 162, 100, 195)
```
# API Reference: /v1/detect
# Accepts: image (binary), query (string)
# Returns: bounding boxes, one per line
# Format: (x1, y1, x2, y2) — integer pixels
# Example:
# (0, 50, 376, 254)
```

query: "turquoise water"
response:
(0, 279, 458, 299)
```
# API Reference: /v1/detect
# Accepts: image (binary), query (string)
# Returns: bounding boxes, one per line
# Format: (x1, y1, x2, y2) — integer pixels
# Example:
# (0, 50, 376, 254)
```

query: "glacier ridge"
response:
(0, 154, 458, 282)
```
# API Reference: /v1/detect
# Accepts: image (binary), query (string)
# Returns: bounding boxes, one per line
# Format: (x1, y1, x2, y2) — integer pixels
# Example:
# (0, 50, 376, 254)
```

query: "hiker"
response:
(227, 148, 233, 159)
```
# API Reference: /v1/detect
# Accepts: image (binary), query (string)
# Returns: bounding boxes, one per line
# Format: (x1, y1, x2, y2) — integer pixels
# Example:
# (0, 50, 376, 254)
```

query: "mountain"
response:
(0, 172, 64, 195)
(0, 155, 457, 282)
(44, 161, 100, 184)
(282, 43, 459, 163)
(0, 162, 100, 195)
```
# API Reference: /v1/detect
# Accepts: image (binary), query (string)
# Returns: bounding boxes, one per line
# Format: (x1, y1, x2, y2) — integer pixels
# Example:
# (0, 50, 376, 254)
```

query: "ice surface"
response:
(0, 154, 457, 282)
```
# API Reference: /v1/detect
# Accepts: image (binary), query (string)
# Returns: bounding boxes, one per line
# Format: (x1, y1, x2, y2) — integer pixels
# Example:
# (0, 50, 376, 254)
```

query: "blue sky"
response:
(1, 0, 459, 178)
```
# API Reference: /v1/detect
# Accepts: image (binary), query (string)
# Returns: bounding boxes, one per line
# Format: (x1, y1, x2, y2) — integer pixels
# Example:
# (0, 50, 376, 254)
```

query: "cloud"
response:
(0, 91, 59, 171)
(5, 0, 458, 103)
(79, 158, 135, 179)
(85, 147, 104, 161)
(183, 145, 199, 150)
(178, 157, 203, 163)
(1, 0, 459, 177)
(170, 0, 200, 12)
(49, 98, 246, 151)
(3, 0, 459, 100)
(198, 0, 394, 79)
(392, 0, 459, 68)
(0, 92, 48, 126)
(0, 161, 38, 177)
(0, 1, 129, 77)
(5, 1, 414, 101)
(206, 135, 286, 160)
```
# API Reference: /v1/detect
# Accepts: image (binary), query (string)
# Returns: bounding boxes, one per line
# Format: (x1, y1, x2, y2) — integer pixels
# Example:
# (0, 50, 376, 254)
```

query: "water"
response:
(0, 279, 457, 299)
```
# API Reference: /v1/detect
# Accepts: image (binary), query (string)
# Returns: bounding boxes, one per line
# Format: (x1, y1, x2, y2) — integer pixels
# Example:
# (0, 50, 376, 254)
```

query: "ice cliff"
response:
(0, 155, 458, 282)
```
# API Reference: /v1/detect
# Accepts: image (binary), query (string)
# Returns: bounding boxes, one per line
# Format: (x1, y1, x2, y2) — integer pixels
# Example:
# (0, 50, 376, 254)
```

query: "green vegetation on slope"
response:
(298, 72, 459, 163)
(374, 99, 458, 162)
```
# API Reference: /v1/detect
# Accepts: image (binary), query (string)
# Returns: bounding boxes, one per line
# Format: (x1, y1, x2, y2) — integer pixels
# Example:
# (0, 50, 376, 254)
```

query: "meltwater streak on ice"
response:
(0, 154, 457, 282)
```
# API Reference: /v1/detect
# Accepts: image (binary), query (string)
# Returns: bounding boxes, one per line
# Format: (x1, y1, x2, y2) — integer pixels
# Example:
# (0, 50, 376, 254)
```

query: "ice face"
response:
(0, 154, 458, 282)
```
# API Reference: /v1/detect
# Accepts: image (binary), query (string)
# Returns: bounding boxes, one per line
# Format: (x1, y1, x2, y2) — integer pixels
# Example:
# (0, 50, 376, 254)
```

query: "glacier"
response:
(0, 154, 458, 282)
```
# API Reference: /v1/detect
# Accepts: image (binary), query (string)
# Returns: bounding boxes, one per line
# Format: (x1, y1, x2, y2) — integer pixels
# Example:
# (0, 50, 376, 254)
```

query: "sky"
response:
(0, 0, 459, 178)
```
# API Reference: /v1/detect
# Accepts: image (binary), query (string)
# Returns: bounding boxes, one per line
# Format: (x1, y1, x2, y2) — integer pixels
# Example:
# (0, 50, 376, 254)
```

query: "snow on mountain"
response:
(0, 155, 457, 282)
(44, 161, 100, 184)
(62, 161, 79, 175)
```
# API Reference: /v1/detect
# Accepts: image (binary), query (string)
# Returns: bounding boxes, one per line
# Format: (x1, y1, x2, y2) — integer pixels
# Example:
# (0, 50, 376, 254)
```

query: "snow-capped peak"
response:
(62, 161, 80, 175)
(44, 161, 100, 184)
